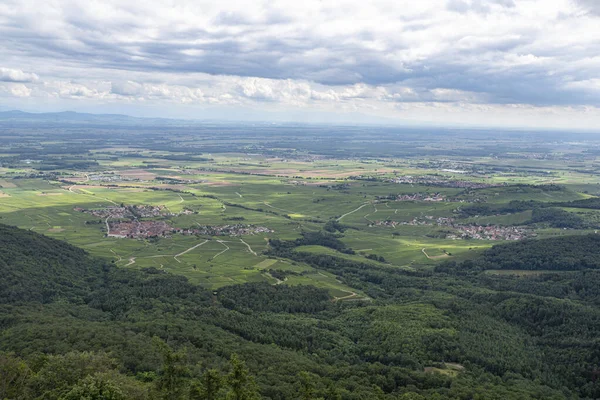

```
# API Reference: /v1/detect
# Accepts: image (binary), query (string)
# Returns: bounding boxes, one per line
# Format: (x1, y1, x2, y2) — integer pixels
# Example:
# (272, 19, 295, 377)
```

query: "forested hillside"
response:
(2, 224, 600, 399)
(439, 233, 600, 272)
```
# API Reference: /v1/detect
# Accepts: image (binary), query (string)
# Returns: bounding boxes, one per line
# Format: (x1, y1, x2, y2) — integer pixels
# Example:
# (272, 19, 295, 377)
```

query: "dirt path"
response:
(125, 257, 136, 266)
(235, 192, 243, 198)
(263, 202, 293, 214)
(105, 216, 111, 235)
(109, 249, 122, 262)
(174, 240, 209, 263)
(67, 174, 90, 193)
(212, 240, 230, 259)
(337, 203, 369, 221)
(333, 291, 358, 301)
(178, 194, 184, 203)
(363, 204, 377, 224)
(264, 271, 287, 285)
(68, 182, 118, 206)
(240, 238, 257, 256)
(422, 248, 450, 260)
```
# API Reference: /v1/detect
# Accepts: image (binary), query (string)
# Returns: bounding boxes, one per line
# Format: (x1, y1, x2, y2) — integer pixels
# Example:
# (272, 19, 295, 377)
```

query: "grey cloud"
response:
(447, 0, 515, 14)
(0, 1, 598, 109)
(575, 0, 600, 15)
(111, 81, 143, 96)
(0, 67, 39, 82)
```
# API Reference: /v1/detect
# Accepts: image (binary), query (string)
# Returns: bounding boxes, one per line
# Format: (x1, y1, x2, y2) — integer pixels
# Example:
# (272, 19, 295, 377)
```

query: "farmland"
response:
(1, 123, 598, 294)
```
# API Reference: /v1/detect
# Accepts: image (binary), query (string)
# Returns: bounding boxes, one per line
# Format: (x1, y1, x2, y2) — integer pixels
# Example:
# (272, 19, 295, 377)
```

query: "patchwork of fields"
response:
(2, 126, 600, 295)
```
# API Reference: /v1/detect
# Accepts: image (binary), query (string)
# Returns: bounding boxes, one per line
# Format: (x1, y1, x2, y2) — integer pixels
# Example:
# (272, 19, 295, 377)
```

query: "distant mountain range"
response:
(0, 110, 185, 126)
(0, 110, 329, 128)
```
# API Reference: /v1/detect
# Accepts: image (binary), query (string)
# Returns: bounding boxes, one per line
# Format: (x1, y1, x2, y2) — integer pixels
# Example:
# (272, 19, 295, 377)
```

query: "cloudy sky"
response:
(0, 0, 599, 128)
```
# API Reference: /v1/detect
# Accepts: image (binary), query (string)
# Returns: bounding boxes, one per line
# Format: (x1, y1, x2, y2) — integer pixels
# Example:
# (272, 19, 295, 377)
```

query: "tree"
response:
(0, 353, 30, 400)
(191, 369, 223, 400)
(153, 337, 190, 400)
(225, 354, 260, 400)
(298, 371, 317, 400)
(59, 375, 125, 400)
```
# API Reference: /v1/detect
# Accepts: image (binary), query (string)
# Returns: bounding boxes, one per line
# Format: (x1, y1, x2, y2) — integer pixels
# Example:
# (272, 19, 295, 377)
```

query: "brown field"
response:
(264, 169, 394, 178)
(202, 181, 235, 187)
(37, 192, 64, 196)
(119, 187, 147, 192)
(0, 191, 10, 197)
(0, 179, 16, 188)
(77, 185, 114, 190)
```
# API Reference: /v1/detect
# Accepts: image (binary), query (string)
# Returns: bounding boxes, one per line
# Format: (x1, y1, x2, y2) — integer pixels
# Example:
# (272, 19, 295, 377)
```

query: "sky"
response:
(0, 0, 599, 129)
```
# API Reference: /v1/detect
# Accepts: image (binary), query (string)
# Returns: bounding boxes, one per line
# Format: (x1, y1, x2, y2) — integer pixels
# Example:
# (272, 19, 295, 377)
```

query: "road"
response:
(239, 238, 257, 256)
(422, 248, 450, 260)
(174, 240, 209, 263)
(337, 203, 369, 221)
(212, 240, 230, 259)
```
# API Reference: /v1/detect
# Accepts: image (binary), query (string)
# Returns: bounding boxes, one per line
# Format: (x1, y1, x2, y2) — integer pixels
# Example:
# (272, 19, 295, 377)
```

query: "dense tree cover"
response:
(270, 231, 355, 254)
(553, 197, 600, 210)
(438, 233, 600, 272)
(4, 224, 600, 398)
(458, 200, 539, 217)
(528, 207, 586, 228)
(219, 283, 331, 314)
(0, 347, 260, 400)
(268, 235, 600, 398)
(0, 224, 105, 303)
(458, 193, 600, 228)
(323, 220, 350, 233)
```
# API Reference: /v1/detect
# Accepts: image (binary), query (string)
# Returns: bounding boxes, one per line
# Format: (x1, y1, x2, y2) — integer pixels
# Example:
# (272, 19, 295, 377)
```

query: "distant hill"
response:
(0, 110, 190, 126)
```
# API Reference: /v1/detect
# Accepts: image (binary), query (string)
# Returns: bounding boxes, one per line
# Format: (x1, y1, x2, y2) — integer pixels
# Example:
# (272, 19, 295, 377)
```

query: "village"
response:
(390, 175, 501, 189)
(74, 204, 195, 219)
(377, 192, 447, 202)
(373, 216, 532, 241)
(106, 220, 273, 239)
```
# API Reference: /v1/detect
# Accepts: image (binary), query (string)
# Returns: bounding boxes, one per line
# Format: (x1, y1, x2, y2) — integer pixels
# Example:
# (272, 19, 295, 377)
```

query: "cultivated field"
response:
(2, 125, 600, 293)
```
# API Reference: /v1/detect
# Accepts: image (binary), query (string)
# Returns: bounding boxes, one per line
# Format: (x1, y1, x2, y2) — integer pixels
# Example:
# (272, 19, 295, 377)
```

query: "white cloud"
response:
(10, 84, 32, 97)
(0, 67, 39, 83)
(0, 0, 598, 127)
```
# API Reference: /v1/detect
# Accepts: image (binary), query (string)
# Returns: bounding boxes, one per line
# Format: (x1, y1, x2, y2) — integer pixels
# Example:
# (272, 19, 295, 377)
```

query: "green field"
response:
(2, 128, 599, 294)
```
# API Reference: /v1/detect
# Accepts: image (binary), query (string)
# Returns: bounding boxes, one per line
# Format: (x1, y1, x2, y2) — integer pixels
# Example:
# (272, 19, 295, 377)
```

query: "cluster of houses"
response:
(390, 176, 498, 189)
(75, 205, 194, 219)
(377, 192, 447, 202)
(447, 225, 531, 241)
(87, 174, 140, 183)
(106, 220, 273, 239)
(375, 215, 531, 241)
